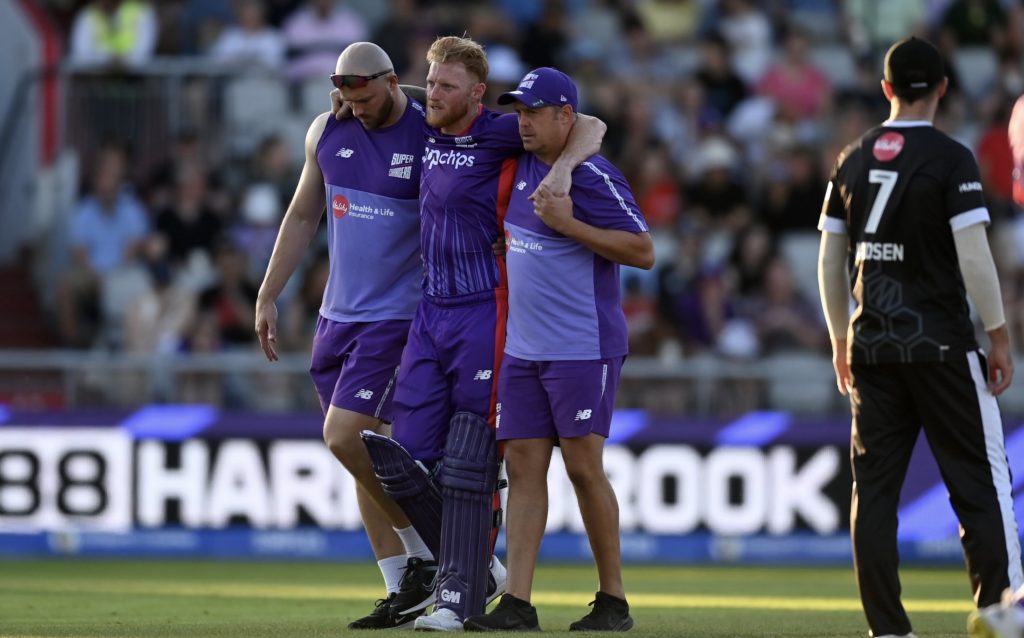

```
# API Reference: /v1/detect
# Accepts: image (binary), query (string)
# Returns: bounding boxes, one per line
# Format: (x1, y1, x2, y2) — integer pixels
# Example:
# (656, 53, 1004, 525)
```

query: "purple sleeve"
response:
(571, 158, 648, 233)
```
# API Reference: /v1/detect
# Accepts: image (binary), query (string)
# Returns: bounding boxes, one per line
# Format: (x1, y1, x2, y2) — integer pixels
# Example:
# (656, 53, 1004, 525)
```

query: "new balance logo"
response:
(516, 180, 527, 191)
(574, 409, 592, 421)
(336, 148, 354, 158)
(473, 370, 493, 381)
(440, 589, 461, 604)
(354, 389, 374, 400)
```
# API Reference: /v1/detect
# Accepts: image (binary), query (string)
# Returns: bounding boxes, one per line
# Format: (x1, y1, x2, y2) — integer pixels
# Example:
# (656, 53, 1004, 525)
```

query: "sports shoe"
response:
(968, 591, 1024, 638)
(347, 593, 425, 630)
(393, 557, 439, 615)
(569, 591, 634, 632)
(873, 634, 918, 638)
(414, 606, 464, 632)
(464, 594, 541, 632)
(485, 556, 507, 607)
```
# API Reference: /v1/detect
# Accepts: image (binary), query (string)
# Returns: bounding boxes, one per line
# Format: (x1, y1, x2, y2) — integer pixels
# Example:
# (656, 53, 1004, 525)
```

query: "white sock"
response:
(378, 554, 408, 594)
(394, 525, 433, 560)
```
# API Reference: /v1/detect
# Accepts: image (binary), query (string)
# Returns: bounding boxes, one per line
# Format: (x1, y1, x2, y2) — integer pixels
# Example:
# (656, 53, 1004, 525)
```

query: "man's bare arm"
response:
(255, 112, 329, 360)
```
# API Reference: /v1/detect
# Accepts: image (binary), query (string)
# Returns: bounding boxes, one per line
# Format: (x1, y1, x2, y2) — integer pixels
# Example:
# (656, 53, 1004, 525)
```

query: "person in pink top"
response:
(755, 27, 832, 122)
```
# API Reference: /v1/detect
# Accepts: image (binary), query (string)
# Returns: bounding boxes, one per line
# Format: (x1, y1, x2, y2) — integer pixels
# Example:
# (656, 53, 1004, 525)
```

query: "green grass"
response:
(0, 559, 976, 637)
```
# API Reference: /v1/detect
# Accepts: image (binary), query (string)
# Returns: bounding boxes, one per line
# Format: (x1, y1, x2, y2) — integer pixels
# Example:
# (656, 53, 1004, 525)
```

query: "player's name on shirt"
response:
(854, 241, 904, 263)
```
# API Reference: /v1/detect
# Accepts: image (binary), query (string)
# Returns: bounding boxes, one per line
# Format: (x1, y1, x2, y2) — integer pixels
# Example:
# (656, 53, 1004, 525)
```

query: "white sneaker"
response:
(486, 556, 507, 607)
(414, 607, 464, 632)
(968, 601, 1024, 638)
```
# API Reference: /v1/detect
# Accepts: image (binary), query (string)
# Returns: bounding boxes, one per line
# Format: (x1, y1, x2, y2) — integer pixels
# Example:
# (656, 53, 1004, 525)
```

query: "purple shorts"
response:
(309, 316, 412, 421)
(496, 355, 623, 441)
(391, 289, 506, 465)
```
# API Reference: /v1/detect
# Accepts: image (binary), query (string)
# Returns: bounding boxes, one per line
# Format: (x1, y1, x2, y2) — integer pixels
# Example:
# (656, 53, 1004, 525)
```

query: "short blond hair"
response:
(426, 36, 489, 83)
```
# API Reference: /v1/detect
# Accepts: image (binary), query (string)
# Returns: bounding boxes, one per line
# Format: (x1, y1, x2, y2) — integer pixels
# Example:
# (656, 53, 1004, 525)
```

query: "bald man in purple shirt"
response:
(255, 42, 435, 630)
(464, 67, 653, 633)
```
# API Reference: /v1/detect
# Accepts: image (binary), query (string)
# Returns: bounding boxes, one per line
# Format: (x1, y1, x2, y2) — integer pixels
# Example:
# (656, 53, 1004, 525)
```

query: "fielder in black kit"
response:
(817, 36, 1021, 638)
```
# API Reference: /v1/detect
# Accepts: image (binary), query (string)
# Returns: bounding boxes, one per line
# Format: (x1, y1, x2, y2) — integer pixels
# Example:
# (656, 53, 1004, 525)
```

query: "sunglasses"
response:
(330, 68, 393, 90)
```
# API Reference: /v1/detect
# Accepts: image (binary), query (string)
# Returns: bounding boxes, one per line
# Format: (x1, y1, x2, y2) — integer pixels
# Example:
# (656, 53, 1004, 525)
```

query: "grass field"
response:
(0, 559, 977, 637)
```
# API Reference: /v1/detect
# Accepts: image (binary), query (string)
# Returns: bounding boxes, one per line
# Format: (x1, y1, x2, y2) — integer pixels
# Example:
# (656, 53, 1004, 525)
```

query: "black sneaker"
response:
(391, 557, 438, 615)
(347, 593, 426, 630)
(464, 594, 541, 632)
(569, 591, 634, 632)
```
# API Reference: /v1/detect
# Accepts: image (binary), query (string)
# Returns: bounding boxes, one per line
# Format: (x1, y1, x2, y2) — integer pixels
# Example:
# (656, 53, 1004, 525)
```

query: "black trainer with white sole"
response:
(392, 557, 439, 616)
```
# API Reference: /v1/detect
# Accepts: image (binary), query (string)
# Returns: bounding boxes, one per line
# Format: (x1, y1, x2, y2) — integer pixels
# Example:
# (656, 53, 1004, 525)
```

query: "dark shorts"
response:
(390, 289, 506, 465)
(496, 354, 623, 441)
(309, 316, 411, 421)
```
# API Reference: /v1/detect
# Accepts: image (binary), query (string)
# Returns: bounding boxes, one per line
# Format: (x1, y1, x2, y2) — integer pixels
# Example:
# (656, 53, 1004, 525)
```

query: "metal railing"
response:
(0, 349, 854, 416)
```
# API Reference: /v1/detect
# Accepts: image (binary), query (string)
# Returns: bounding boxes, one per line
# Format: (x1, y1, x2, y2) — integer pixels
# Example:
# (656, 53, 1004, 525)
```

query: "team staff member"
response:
(818, 36, 1021, 638)
(255, 43, 433, 630)
(463, 67, 653, 633)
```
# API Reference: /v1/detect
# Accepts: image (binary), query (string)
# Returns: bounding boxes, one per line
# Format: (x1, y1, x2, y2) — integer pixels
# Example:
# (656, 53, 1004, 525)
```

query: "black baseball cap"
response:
(884, 36, 945, 93)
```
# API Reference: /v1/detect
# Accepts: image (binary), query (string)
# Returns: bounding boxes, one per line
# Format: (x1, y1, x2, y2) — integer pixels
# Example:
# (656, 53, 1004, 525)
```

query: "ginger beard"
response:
(425, 62, 480, 130)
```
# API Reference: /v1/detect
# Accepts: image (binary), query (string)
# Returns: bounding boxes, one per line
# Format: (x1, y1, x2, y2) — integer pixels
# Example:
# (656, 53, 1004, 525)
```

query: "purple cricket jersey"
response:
(504, 154, 648, 360)
(315, 99, 425, 321)
(419, 107, 522, 297)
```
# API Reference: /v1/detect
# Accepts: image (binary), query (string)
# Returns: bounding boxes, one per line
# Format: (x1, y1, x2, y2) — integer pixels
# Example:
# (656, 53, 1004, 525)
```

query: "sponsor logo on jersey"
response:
(423, 147, 475, 170)
(336, 147, 354, 158)
(855, 241, 904, 263)
(958, 181, 983, 193)
(332, 194, 350, 219)
(516, 180, 527, 191)
(872, 132, 904, 162)
(354, 389, 374, 400)
(454, 135, 476, 148)
(473, 369, 493, 381)
(575, 409, 593, 421)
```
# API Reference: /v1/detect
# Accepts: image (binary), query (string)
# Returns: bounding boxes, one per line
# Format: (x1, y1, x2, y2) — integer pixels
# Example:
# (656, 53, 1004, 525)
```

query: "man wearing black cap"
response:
(817, 36, 1021, 638)
(462, 67, 653, 633)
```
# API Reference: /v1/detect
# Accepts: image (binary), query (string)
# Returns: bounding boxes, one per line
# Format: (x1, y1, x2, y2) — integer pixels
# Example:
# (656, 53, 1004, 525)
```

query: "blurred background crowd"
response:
(12, 0, 1024, 410)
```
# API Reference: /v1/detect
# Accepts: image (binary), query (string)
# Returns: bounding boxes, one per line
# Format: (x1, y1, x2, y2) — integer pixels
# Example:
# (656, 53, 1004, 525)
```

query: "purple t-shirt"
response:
(315, 100, 425, 321)
(504, 154, 648, 360)
(420, 108, 523, 297)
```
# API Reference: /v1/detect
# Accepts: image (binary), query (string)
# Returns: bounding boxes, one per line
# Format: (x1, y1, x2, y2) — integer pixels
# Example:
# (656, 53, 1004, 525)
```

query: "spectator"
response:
(370, 0, 419, 75)
(210, 0, 285, 70)
(755, 27, 832, 123)
(757, 145, 826, 235)
(686, 137, 751, 233)
(744, 255, 826, 354)
(282, 0, 369, 81)
(68, 0, 157, 69)
(280, 248, 330, 353)
(57, 144, 150, 347)
(197, 242, 260, 347)
(122, 236, 197, 355)
(153, 166, 223, 267)
(977, 101, 1016, 220)
(519, 0, 569, 70)
(940, 0, 1007, 48)
(843, 0, 926, 55)
(694, 33, 749, 123)
(717, 0, 773, 85)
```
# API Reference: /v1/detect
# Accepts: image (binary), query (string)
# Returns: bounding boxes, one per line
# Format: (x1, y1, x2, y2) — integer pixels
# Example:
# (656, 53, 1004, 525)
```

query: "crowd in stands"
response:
(45, 0, 1024, 381)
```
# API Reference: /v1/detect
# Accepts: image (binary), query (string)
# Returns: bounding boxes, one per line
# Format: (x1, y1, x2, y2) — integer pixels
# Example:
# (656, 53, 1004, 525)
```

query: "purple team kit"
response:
(499, 152, 648, 440)
(309, 99, 425, 421)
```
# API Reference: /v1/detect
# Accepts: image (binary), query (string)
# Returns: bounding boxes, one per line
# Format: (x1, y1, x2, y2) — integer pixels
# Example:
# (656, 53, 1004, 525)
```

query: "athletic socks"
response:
(378, 554, 408, 594)
(395, 525, 434, 561)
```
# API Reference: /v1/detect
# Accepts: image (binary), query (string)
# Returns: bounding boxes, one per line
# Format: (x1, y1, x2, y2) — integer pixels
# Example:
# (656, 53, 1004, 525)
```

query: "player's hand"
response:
(832, 341, 851, 396)
(530, 184, 573, 233)
(986, 327, 1014, 396)
(330, 88, 352, 121)
(536, 165, 572, 197)
(255, 297, 279, 362)
(491, 235, 506, 257)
